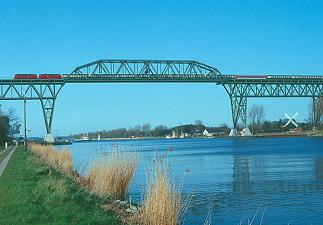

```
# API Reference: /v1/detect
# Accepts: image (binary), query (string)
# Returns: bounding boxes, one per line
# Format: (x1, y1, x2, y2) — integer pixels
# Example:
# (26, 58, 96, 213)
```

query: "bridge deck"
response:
(1, 75, 323, 85)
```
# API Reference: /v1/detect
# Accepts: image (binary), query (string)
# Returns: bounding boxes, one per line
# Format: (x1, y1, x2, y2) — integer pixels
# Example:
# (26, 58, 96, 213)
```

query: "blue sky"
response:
(0, 0, 322, 137)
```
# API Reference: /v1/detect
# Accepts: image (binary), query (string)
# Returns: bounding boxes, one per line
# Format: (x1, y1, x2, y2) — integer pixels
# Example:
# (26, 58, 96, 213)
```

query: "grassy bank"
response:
(0, 147, 122, 225)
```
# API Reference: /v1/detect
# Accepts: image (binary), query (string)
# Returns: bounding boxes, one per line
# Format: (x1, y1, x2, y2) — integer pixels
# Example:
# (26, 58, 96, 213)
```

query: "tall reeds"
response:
(86, 149, 138, 199)
(139, 163, 185, 225)
(29, 144, 72, 175)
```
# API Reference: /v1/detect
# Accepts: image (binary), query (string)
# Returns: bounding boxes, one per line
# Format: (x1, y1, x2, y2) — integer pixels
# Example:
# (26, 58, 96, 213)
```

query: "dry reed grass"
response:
(86, 149, 138, 199)
(29, 144, 72, 175)
(138, 162, 188, 225)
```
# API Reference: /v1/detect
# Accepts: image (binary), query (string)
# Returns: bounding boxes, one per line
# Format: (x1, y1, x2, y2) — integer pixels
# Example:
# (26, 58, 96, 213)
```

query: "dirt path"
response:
(0, 147, 15, 177)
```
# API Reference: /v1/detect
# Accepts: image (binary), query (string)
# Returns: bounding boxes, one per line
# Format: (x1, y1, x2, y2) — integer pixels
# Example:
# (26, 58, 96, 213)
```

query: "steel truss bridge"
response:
(0, 59, 322, 141)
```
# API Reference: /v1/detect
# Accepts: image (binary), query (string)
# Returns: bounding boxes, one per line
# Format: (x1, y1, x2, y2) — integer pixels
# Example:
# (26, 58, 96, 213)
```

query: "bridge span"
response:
(1, 59, 322, 142)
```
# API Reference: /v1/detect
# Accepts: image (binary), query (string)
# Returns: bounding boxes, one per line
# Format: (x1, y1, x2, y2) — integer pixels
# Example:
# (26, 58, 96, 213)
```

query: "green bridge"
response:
(1, 59, 322, 142)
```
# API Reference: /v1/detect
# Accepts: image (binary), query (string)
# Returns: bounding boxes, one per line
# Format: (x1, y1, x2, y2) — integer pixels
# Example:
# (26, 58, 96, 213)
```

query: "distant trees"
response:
(152, 125, 169, 137)
(248, 104, 265, 134)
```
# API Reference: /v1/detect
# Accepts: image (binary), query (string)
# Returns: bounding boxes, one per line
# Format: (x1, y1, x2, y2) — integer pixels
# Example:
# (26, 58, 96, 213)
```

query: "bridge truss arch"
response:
(65, 59, 222, 82)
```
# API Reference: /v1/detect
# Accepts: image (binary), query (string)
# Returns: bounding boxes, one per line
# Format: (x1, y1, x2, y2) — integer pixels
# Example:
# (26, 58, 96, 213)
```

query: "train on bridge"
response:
(12, 74, 323, 80)
(14, 74, 63, 80)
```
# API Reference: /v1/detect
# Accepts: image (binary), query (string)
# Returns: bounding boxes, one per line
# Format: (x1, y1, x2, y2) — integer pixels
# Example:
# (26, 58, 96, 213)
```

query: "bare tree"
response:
(248, 104, 265, 133)
(194, 119, 204, 132)
(133, 125, 142, 131)
(142, 123, 151, 131)
(7, 107, 20, 136)
(307, 97, 323, 129)
(194, 119, 203, 126)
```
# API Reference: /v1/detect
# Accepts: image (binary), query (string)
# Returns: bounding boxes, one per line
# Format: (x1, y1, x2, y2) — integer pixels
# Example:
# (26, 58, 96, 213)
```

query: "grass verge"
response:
(0, 147, 122, 225)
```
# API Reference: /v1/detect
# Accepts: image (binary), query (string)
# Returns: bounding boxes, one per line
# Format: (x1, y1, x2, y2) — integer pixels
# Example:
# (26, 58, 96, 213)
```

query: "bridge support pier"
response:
(44, 133, 55, 143)
(229, 96, 251, 136)
(40, 98, 56, 143)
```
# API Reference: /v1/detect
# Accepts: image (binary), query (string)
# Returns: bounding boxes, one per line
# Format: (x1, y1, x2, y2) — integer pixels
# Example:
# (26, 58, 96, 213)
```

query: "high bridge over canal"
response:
(1, 59, 322, 142)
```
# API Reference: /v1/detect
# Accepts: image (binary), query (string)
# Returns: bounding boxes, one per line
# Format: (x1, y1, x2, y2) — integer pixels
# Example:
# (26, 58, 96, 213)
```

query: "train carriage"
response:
(39, 74, 62, 79)
(14, 74, 38, 79)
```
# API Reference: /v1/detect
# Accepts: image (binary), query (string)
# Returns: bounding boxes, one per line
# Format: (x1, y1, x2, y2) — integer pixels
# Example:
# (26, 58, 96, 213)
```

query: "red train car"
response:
(14, 74, 38, 79)
(39, 74, 62, 79)
(236, 75, 267, 80)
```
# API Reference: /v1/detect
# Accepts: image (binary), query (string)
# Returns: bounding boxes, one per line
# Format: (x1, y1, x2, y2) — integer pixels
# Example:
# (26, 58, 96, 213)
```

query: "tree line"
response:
(71, 98, 323, 139)
(71, 120, 231, 139)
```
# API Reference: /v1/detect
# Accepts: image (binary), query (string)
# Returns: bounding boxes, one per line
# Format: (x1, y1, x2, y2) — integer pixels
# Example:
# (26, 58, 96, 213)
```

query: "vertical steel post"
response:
(313, 96, 316, 130)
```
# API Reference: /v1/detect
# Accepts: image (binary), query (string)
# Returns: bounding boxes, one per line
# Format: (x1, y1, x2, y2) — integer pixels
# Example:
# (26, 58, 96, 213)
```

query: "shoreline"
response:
(71, 131, 323, 142)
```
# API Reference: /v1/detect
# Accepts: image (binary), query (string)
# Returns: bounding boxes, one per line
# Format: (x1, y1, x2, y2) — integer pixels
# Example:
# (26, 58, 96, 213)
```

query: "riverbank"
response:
(0, 147, 122, 225)
(71, 130, 323, 142)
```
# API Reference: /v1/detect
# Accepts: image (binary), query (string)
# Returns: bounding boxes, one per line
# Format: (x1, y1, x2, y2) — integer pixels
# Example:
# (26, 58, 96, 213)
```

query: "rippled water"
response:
(58, 137, 323, 224)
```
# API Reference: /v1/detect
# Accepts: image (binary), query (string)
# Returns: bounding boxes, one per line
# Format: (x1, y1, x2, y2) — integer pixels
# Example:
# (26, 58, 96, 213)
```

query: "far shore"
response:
(71, 130, 323, 143)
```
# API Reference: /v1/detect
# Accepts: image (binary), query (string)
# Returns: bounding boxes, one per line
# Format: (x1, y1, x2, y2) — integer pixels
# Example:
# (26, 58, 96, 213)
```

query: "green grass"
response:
(0, 147, 122, 225)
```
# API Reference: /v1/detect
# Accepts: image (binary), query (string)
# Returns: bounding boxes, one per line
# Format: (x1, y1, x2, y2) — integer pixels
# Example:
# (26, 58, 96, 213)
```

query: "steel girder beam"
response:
(0, 83, 64, 139)
(65, 59, 221, 81)
(223, 82, 323, 129)
(223, 83, 323, 97)
(0, 83, 64, 100)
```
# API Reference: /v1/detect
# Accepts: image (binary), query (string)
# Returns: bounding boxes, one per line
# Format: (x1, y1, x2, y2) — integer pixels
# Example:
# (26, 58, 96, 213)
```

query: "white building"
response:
(203, 129, 215, 137)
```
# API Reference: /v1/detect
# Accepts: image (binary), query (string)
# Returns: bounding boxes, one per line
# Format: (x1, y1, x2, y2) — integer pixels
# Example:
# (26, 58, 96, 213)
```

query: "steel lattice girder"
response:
(40, 98, 56, 134)
(0, 82, 64, 136)
(223, 83, 323, 97)
(66, 59, 221, 81)
(230, 97, 247, 127)
(0, 83, 64, 100)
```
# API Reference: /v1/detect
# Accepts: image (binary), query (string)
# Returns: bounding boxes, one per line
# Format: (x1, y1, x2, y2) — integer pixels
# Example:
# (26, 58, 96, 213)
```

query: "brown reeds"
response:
(139, 163, 184, 225)
(29, 144, 72, 175)
(86, 149, 138, 199)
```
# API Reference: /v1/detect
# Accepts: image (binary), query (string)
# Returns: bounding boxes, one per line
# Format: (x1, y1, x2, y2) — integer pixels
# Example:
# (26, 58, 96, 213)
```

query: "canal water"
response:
(59, 137, 323, 224)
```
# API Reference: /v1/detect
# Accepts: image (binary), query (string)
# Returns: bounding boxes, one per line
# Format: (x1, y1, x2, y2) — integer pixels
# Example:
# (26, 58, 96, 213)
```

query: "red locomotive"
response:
(39, 74, 62, 79)
(14, 74, 38, 79)
(13, 74, 63, 80)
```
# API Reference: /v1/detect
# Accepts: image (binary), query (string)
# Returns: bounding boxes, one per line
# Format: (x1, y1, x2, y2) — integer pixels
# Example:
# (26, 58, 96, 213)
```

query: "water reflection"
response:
(233, 156, 251, 194)
(315, 158, 323, 181)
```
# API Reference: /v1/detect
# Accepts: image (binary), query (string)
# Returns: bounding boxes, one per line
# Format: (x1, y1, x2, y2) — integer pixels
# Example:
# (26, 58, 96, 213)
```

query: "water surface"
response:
(58, 137, 323, 224)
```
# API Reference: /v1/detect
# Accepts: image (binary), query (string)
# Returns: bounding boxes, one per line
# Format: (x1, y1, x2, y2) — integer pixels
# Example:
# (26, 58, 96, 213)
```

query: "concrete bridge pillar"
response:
(44, 134, 55, 143)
